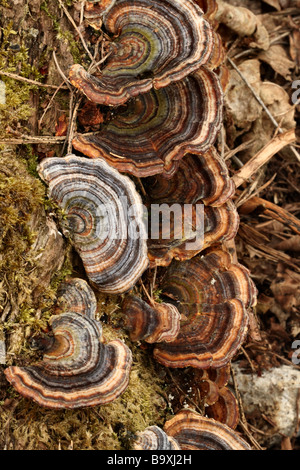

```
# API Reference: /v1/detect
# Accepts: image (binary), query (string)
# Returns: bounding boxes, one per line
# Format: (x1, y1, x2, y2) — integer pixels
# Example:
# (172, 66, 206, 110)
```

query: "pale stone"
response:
(232, 363, 300, 446)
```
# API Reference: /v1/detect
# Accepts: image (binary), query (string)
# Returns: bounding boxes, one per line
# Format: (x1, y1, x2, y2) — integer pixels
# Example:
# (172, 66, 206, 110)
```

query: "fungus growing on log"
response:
(122, 295, 180, 343)
(206, 387, 240, 430)
(38, 155, 148, 294)
(72, 68, 223, 178)
(147, 200, 239, 268)
(153, 249, 257, 369)
(69, 0, 216, 107)
(4, 279, 132, 408)
(164, 410, 251, 450)
(133, 426, 180, 450)
(145, 148, 235, 207)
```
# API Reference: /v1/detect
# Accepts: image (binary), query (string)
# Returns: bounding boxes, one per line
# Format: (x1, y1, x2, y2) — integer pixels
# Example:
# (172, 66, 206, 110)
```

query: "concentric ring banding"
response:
(4, 312, 133, 409)
(69, 0, 216, 106)
(38, 155, 149, 293)
(73, 68, 223, 178)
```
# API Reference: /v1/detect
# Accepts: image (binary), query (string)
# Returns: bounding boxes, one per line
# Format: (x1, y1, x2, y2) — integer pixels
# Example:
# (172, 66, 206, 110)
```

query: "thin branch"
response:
(57, 0, 96, 66)
(230, 365, 264, 451)
(67, 98, 82, 154)
(0, 135, 66, 145)
(232, 129, 296, 188)
(38, 81, 66, 130)
(0, 70, 68, 90)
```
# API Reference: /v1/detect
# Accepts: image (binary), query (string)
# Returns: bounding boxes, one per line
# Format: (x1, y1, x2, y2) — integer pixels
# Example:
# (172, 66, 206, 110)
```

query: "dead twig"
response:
(57, 0, 96, 66)
(232, 130, 296, 189)
(0, 136, 66, 145)
(0, 70, 68, 90)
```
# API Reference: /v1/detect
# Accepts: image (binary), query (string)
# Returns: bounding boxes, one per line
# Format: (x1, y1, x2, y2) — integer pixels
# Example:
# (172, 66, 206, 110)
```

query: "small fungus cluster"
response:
(134, 409, 251, 450)
(4, 0, 257, 450)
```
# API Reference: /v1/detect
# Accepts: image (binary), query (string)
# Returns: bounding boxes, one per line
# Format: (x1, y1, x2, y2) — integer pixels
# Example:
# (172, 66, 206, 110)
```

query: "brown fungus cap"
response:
(153, 249, 257, 369)
(206, 387, 240, 430)
(69, 0, 217, 107)
(4, 305, 132, 409)
(133, 426, 181, 450)
(164, 410, 251, 450)
(122, 295, 180, 344)
(54, 277, 97, 318)
(72, 68, 223, 178)
(38, 155, 148, 294)
(147, 200, 239, 268)
(145, 148, 235, 208)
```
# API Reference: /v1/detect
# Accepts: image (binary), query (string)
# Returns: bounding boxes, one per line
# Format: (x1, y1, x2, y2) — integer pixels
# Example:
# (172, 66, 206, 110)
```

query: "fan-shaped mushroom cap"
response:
(147, 200, 239, 268)
(69, 0, 216, 107)
(164, 410, 251, 450)
(206, 387, 240, 430)
(133, 426, 181, 450)
(4, 311, 132, 409)
(38, 155, 148, 294)
(55, 277, 97, 318)
(145, 148, 235, 208)
(72, 68, 223, 178)
(153, 249, 257, 368)
(122, 295, 180, 343)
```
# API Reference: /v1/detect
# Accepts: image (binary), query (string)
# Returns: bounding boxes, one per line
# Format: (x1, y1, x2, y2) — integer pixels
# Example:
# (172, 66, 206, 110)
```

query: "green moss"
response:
(0, 23, 44, 138)
(41, 0, 82, 63)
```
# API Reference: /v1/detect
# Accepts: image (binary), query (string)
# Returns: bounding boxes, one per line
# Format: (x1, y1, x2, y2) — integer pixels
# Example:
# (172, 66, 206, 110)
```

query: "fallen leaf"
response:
(259, 45, 295, 80)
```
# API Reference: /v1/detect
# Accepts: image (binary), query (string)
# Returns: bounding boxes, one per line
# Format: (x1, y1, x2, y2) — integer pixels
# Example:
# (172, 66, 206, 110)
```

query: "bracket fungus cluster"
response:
(72, 68, 223, 178)
(69, 0, 224, 178)
(38, 155, 148, 294)
(153, 249, 257, 369)
(144, 147, 238, 267)
(4, 278, 132, 409)
(193, 366, 240, 429)
(3, 0, 258, 449)
(133, 410, 251, 450)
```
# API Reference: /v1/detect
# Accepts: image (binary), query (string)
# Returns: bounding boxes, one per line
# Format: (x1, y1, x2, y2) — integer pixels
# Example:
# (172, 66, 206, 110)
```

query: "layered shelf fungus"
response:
(122, 295, 181, 344)
(145, 148, 235, 208)
(69, 0, 217, 107)
(153, 249, 257, 369)
(163, 410, 251, 450)
(133, 426, 181, 450)
(4, 284, 132, 408)
(38, 155, 149, 294)
(147, 200, 239, 268)
(54, 277, 97, 318)
(72, 68, 223, 178)
(143, 147, 238, 267)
